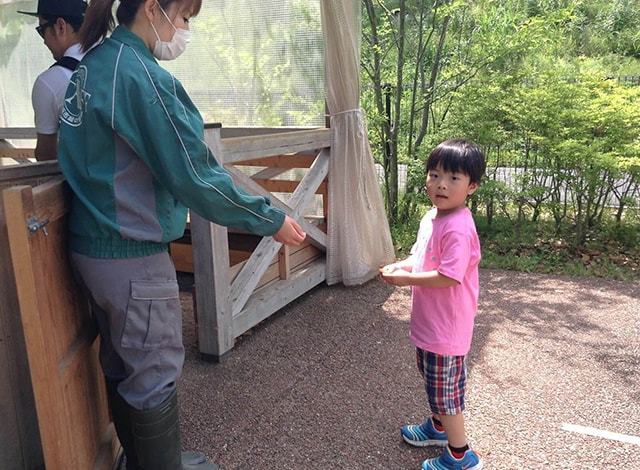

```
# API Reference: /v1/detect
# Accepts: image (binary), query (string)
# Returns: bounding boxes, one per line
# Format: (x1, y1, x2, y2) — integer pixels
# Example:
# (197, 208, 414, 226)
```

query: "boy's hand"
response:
(379, 266, 413, 287)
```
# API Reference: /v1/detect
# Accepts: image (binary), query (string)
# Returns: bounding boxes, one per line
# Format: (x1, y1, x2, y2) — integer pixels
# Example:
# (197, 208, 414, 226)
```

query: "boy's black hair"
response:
(426, 139, 486, 184)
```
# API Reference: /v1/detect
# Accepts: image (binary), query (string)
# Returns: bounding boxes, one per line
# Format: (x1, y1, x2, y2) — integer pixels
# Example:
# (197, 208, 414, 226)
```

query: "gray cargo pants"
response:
(71, 251, 184, 411)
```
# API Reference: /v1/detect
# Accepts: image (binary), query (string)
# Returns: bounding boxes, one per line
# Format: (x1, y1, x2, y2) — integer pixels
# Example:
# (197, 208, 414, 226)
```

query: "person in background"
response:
(57, 0, 306, 468)
(380, 139, 486, 470)
(18, 0, 87, 160)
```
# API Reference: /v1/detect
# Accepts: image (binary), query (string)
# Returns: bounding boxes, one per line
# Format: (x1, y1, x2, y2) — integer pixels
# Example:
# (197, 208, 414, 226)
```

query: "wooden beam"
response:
(229, 243, 321, 288)
(170, 242, 252, 274)
(254, 178, 327, 195)
(0, 148, 35, 160)
(251, 166, 288, 180)
(223, 164, 292, 212)
(224, 163, 327, 250)
(298, 219, 326, 250)
(232, 259, 326, 338)
(287, 149, 329, 220)
(203, 126, 223, 162)
(0, 128, 37, 140)
(3, 184, 70, 469)
(229, 236, 281, 317)
(234, 154, 316, 168)
(190, 212, 234, 360)
(278, 245, 291, 280)
(218, 127, 322, 139)
(32, 177, 68, 224)
(0, 161, 60, 184)
(228, 149, 329, 315)
(221, 128, 332, 163)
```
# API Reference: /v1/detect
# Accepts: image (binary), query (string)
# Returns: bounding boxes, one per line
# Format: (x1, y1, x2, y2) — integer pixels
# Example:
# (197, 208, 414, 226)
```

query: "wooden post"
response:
(192, 124, 234, 361)
(191, 213, 233, 361)
(0, 165, 50, 469)
(278, 245, 291, 280)
(3, 178, 118, 470)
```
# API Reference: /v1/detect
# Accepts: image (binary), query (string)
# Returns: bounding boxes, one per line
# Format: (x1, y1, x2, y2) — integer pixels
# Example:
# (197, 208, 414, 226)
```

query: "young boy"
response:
(380, 139, 486, 470)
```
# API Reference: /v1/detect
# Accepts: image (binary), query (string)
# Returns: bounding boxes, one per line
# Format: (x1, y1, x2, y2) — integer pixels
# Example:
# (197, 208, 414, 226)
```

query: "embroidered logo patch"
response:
(61, 65, 91, 127)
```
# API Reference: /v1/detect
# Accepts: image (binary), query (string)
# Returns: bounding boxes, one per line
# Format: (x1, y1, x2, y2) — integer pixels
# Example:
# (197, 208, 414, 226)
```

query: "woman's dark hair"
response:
(426, 139, 486, 184)
(80, 0, 202, 52)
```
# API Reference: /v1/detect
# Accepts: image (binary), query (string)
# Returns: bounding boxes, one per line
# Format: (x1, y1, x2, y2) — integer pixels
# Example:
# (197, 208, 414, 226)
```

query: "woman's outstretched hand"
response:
(273, 215, 306, 246)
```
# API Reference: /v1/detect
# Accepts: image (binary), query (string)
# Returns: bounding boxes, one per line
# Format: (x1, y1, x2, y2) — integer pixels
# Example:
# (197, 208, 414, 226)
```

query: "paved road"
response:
(178, 269, 640, 469)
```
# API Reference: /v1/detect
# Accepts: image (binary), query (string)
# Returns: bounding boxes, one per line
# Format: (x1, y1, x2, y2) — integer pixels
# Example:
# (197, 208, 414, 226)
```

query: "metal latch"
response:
(27, 217, 49, 236)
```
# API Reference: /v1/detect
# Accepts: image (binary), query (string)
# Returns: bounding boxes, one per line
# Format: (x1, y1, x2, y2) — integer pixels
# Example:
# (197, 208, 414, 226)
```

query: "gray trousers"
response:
(71, 251, 184, 410)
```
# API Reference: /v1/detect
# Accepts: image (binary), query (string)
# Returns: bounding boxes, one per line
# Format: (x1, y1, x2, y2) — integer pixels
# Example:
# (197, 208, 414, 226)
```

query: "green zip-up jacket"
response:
(58, 26, 285, 258)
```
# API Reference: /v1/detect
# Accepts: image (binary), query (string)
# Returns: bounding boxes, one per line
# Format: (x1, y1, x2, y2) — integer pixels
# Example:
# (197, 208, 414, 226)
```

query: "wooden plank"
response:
(170, 242, 250, 274)
(224, 164, 327, 250)
(0, 148, 35, 159)
(251, 166, 288, 180)
(203, 126, 223, 161)
(234, 154, 316, 168)
(287, 149, 330, 220)
(254, 178, 327, 194)
(232, 259, 326, 338)
(279, 245, 291, 280)
(190, 212, 235, 358)
(222, 128, 332, 163)
(229, 237, 281, 316)
(0, 181, 43, 468)
(229, 243, 320, 286)
(169, 242, 193, 273)
(3, 180, 117, 469)
(219, 126, 323, 139)
(0, 161, 60, 183)
(228, 241, 311, 283)
(229, 152, 328, 315)
(224, 163, 291, 210)
(3, 185, 69, 469)
(321, 184, 329, 218)
(0, 127, 37, 140)
(32, 176, 68, 225)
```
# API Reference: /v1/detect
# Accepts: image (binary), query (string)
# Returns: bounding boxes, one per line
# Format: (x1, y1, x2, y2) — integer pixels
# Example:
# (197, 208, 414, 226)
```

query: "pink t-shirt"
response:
(410, 207, 481, 356)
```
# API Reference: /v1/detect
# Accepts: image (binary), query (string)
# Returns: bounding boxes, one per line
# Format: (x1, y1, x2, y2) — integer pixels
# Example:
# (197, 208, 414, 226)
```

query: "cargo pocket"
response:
(122, 280, 181, 350)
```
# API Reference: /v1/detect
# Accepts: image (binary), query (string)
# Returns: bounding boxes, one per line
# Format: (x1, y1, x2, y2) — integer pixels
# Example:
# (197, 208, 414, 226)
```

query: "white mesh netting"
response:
(0, 0, 395, 285)
(0, 0, 325, 127)
(321, 0, 394, 285)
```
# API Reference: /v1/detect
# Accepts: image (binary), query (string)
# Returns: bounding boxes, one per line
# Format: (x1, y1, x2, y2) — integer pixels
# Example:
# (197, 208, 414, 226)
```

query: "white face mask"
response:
(150, 3, 191, 60)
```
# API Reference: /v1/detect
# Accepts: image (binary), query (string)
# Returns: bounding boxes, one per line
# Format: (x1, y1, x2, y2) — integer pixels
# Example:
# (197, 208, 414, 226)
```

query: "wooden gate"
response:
(189, 126, 331, 359)
(2, 176, 119, 470)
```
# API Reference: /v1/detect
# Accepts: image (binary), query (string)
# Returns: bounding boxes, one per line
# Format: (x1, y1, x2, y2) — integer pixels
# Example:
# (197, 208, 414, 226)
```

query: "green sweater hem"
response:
(70, 235, 168, 259)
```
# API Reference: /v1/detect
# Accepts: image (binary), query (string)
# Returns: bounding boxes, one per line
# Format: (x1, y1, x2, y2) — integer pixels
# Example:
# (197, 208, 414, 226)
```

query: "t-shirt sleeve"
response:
(410, 215, 428, 255)
(437, 230, 471, 283)
(32, 76, 60, 135)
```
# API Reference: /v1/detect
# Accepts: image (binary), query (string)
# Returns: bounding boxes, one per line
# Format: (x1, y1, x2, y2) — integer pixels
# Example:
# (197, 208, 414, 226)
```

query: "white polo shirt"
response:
(32, 43, 85, 135)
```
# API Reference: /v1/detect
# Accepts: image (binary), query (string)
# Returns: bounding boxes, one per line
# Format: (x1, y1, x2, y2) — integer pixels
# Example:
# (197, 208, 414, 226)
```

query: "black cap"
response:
(17, 0, 87, 19)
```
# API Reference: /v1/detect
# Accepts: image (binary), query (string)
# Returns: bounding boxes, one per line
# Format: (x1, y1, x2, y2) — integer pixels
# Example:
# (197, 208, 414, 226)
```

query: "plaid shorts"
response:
(416, 348, 468, 416)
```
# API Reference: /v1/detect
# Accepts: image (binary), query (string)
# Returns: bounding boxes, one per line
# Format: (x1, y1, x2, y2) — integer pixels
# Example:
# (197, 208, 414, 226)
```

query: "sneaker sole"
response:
(422, 460, 483, 470)
(401, 434, 448, 447)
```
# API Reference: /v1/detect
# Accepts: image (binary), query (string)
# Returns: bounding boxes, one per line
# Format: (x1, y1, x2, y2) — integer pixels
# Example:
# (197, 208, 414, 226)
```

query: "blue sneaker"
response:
(422, 446, 483, 470)
(401, 417, 448, 447)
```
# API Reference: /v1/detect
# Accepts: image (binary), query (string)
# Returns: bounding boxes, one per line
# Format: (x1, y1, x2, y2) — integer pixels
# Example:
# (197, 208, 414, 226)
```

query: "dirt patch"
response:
(177, 269, 640, 469)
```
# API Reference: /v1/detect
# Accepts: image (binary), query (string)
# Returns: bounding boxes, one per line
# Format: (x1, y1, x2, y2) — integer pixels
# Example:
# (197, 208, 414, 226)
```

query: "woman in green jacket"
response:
(58, 1, 305, 468)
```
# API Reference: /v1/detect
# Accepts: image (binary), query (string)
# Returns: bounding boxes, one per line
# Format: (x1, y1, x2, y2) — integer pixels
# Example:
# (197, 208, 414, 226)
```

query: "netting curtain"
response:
(0, 1, 325, 128)
(321, 0, 395, 285)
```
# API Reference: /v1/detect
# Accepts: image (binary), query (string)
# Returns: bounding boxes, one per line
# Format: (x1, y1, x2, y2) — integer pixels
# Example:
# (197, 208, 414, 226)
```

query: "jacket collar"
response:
(110, 25, 155, 62)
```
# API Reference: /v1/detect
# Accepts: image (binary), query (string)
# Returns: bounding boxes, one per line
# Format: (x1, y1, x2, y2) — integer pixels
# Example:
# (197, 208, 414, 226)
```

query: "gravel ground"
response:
(177, 269, 640, 469)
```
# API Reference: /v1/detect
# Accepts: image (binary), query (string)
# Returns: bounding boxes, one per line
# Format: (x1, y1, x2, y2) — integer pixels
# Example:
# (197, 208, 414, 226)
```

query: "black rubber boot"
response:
(106, 380, 140, 470)
(106, 380, 218, 470)
(129, 389, 219, 470)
